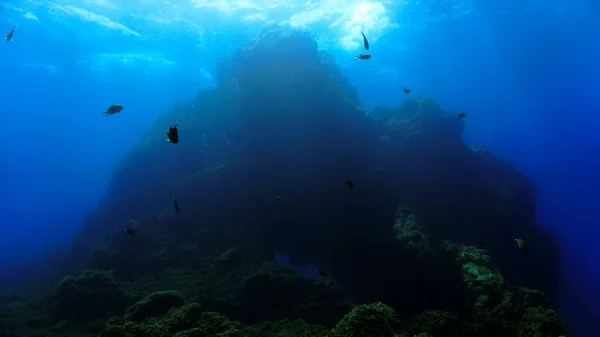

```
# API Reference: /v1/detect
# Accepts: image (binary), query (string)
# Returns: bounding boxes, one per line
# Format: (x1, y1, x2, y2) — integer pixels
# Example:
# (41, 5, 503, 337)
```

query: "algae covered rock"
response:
(518, 306, 569, 337)
(393, 206, 430, 255)
(412, 333, 432, 337)
(124, 290, 185, 322)
(100, 307, 241, 337)
(245, 319, 328, 337)
(202, 260, 352, 326)
(330, 302, 403, 337)
(443, 241, 505, 302)
(50, 269, 125, 321)
(410, 310, 460, 336)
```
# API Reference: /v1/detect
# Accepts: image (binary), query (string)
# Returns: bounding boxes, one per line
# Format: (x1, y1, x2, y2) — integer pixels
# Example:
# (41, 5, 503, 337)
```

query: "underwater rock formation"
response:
(0, 26, 571, 337)
(50, 269, 125, 321)
(393, 205, 430, 255)
(435, 241, 569, 337)
(123, 290, 185, 322)
(367, 101, 560, 303)
(71, 24, 560, 308)
(329, 302, 403, 337)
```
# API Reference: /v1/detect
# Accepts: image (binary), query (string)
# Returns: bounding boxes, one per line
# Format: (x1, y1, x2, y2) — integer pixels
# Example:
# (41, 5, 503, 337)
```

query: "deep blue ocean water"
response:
(0, 0, 598, 336)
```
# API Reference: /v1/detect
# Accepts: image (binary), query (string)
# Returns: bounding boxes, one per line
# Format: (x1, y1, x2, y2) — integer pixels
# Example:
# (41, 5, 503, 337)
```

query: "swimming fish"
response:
(360, 31, 369, 50)
(316, 268, 329, 278)
(103, 104, 123, 116)
(173, 197, 180, 215)
(515, 238, 527, 252)
(275, 196, 284, 201)
(403, 87, 411, 94)
(344, 178, 355, 190)
(5, 26, 15, 42)
(124, 228, 135, 237)
(355, 53, 371, 60)
(458, 112, 467, 119)
(166, 123, 179, 144)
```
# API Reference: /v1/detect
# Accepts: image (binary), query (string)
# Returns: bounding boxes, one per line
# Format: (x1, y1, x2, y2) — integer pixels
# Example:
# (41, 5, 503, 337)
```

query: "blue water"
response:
(0, 0, 598, 335)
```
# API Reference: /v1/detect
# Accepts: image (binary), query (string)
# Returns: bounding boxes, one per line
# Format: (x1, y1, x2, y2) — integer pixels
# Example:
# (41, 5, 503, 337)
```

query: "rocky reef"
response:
(0, 27, 570, 336)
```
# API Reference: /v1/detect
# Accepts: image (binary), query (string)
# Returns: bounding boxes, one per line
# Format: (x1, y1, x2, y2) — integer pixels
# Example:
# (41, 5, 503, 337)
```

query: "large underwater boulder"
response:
(62, 26, 565, 333)
(49, 269, 126, 321)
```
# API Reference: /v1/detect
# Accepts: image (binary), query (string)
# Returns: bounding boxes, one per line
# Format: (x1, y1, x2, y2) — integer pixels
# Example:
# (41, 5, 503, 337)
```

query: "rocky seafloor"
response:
(0, 27, 570, 337)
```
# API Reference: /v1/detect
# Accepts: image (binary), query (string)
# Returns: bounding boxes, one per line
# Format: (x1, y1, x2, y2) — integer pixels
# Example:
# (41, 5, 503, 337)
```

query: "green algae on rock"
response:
(518, 306, 569, 337)
(409, 310, 460, 337)
(329, 302, 404, 337)
(441, 241, 571, 337)
(443, 241, 505, 301)
(124, 290, 185, 322)
(393, 206, 430, 255)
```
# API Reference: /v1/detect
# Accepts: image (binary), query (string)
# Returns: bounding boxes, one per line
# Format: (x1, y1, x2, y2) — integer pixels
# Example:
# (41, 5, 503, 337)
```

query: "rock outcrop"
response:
(0, 26, 570, 337)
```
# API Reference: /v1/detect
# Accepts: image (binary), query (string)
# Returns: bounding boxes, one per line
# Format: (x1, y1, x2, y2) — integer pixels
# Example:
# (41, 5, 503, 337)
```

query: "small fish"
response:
(355, 53, 371, 60)
(360, 31, 369, 50)
(403, 87, 411, 94)
(316, 268, 329, 278)
(515, 238, 527, 252)
(166, 123, 179, 144)
(173, 197, 180, 215)
(103, 104, 123, 116)
(5, 26, 15, 42)
(275, 196, 284, 201)
(124, 228, 135, 237)
(458, 112, 467, 119)
(344, 178, 354, 190)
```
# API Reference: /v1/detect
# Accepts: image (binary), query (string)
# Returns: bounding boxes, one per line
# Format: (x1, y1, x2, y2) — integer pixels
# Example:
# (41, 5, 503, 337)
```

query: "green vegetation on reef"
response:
(0, 26, 572, 337)
(0, 241, 572, 336)
(329, 302, 403, 337)
(393, 206, 430, 255)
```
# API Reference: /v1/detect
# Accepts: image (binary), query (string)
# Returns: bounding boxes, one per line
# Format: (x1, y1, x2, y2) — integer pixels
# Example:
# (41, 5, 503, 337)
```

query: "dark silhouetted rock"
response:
(329, 302, 403, 337)
(124, 290, 185, 322)
(50, 269, 125, 321)
(410, 310, 460, 336)
(12, 26, 567, 337)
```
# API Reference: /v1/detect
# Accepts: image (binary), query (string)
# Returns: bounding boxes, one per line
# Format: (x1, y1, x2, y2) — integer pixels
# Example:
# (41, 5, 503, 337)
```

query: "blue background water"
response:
(0, 0, 597, 335)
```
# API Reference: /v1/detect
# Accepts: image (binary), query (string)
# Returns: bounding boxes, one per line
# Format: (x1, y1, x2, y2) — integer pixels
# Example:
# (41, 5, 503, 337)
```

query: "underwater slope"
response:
(40, 27, 565, 332)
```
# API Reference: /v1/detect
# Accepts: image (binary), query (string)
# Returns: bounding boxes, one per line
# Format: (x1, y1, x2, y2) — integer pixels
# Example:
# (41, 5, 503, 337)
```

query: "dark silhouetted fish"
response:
(103, 104, 123, 116)
(173, 197, 180, 215)
(344, 178, 354, 190)
(166, 123, 179, 144)
(360, 31, 369, 50)
(5, 26, 15, 42)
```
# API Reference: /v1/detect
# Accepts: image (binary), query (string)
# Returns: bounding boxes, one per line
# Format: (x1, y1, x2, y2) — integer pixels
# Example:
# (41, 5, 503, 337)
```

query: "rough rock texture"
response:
(0, 27, 571, 337)
(50, 269, 126, 321)
(123, 290, 185, 322)
(329, 302, 403, 337)
(439, 242, 569, 337)
(66, 27, 559, 317)
(0, 244, 570, 337)
(409, 310, 460, 336)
